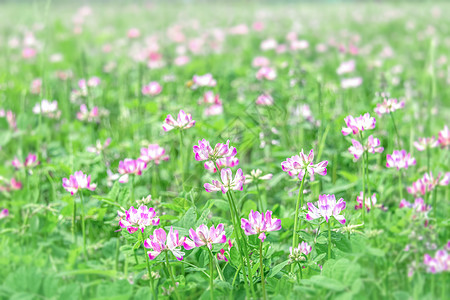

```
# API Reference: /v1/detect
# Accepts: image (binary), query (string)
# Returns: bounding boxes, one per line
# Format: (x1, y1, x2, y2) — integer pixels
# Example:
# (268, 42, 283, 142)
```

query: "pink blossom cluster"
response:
(407, 172, 450, 196)
(281, 149, 328, 181)
(241, 210, 282, 242)
(306, 194, 346, 224)
(162, 110, 195, 131)
(62, 171, 97, 195)
(386, 150, 416, 170)
(118, 158, 147, 183)
(342, 113, 376, 136)
(423, 242, 450, 273)
(289, 241, 312, 262)
(118, 205, 160, 234)
(348, 135, 384, 160)
(140, 144, 169, 165)
(12, 153, 39, 169)
(374, 98, 405, 116)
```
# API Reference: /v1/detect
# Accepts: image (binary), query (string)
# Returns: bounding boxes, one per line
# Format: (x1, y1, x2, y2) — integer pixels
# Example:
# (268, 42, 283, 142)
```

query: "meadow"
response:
(0, 1, 449, 299)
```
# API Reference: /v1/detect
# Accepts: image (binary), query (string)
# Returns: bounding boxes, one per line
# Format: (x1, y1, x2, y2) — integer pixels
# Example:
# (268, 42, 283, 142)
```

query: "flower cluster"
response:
(281, 149, 328, 181)
(423, 243, 450, 273)
(241, 210, 282, 242)
(184, 224, 227, 250)
(413, 137, 439, 152)
(204, 168, 245, 193)
(386, 150, 416, 170)
(341, 113, 376, 136)
(118, 205, 160, 234)
(348, 135, 384, 160)
(306, 194, 346, 224)
(0, 208, 9, 219)
(399, 198, 431, 215)
(12, 153, 39, 169)
(407, 172, 449, 196)
(142, 81, 162, 96)
(162, 110, 195, 131)
(354, 192, 377, 211)
(374, 98, 405, 116)
(140, 144, 169, 165)
(204, 157, 239, 173)
(193, 139, 237, 163)
(144, 227, 187, 261)
(118, 158, 147, 183)
(191, 73, 217, 89)
(87, 138, 111, 155)
(256, 67, 276, 80)
(32, 99, 61, 118)
(62, 171, 97, 195)
(244, 169, 273, 183)
(438, 125, 449, 149)
(289, 241, 312, 262)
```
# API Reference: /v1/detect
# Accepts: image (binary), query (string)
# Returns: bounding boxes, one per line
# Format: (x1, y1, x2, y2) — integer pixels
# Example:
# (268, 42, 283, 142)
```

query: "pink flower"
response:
(241, 210, 282, 242)
(281, 149, 328, 180)
(348, 135, 384, 161)
(204, 104, 223, 116)
(62, 171, 97, 195)
(341, 77, 362, 89)
(424, 248, 449, 273)
(118, 158, 147, 183)
(438, 125, 449, 149)
(217, 240, 233, 262)
(256, 94, 274, 106)
(118, 205, 160, 234)
(374, 98, 405, 116)
(183, 224, 227, 250)
(290, 40, 309, 51)
(252, 56, 270, 68)
(127, 28, 140, 39)
(162, 110, 195, 132)
(192, 74, 217, 89)
(193, 139, 237, 163)
(144, 227, 187, 261)
(306, 194, 346, 224)
(0, 208, 9, 219)
(260, 38, 277, 51)
(32, 99, 61, 118)
(22, 47, 36, 59)
(140, 144, 169, 165)
(386, 150, 416, 170)
(142, 81, 162, 96)
(77, 104, 100, 122)
(341, 113, 376, 136)
(289, 241, 312, 262)
(174, 55, 190, 66)
(86, 138, 111, 155)
(256, 67, 276, 80)
(204, 168, 245, 193)
(204, 156, 239, 173)
(12, 153, 39, 169)
(244, 169, 272, 183)
(252, 21, 264, 31)
(30, 78, 42, 94)
(355, 192, 377, 211)
(414, 137, 439, 151)
(407, 172, 450, 196)
(0, 110, 17, 130)
(399, 198, 431, 214)
(200, 91, 221, 105)
(336, 60, 355, 75)
(229, 24, 249, 35)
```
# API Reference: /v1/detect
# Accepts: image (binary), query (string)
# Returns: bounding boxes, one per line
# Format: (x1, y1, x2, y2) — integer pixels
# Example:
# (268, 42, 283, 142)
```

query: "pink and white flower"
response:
(437, 125, 449, 149)
(12, 153, 39, 169)
(183, 224, 227, 250)
(62, 171, 97, 195)
(204, 168, 245, 193)
(355, 192, 377, 211)
(87, 138, 111, 155)
(306, 194, 346, 224)
(336, 60, 355, 75)
(424, 244, 449, 273)
(140, 144, 169, 165)
(342, 113, 376, 136)
(414, 137, 439, 151)
(0, 208, 9, 219)
(374, 98, 405, 116)
(341, 77, 362, 89)
(204, 156, 239, 173)
(256, 67, 276, 80)
(118, 205, 160, 234)
(244, 169, 273, 183)
(162, 110, 195, 132)
(77, 104, 100, 123)
(386, 150, 416, 170)
(281, 149, 328, 180)
(348, 135, 384, 160)
(144, 227, 187, 261)
(289, 241, 312, 262)
(32, 99, 61, 118)
(256, 93, 274, 106)
(142, 81, 162, 96)
(118, 158, 147, 183)
(192, 74, 217, 89)
(241, 210, 282, 242)
(193, 139, 237, 163)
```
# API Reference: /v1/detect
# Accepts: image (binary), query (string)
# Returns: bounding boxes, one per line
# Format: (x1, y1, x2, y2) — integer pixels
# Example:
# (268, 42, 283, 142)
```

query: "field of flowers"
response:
(0, 1, 449, 299)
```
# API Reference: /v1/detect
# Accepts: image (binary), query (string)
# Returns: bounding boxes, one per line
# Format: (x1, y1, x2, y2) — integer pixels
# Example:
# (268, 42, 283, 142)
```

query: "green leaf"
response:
(268, 260, 290, 278)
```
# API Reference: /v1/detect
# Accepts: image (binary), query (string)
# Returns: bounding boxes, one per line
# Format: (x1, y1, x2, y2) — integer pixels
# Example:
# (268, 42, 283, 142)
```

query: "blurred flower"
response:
(341, 77, 362, 89)
(414, 137, 439, 151)
(118, 158, 147, 183)
(12, 153, 39, 170)
(0, 177, 22, 192)
(127, 28, 140, 38)
(306, 194, 346, 224)
(204, 168, 245, 193)
(336, 60, 355, 75)
(0, 110, 17, 131)
(62, 171, 97, 195)
(229, 24, 248, 35)
(281, 149, 328, 180)
(193, 139, 237, 163)
(162, 110, 195, 131)
(0, 208, 8, 219)
(241, 210, 281, 242)
(424, 244, 449, 273)
(142, 81, 162, 96)
(200, 91, 221, 105)
(184, 224, 227, 250)
(355, 192, 377, 211)
(32, 99, 61, 118)
(144, 227, 187, 261)
(22, 47, 37, 59)
(386, 150, 416, 170)
(348, 135, 384, 160)
(245, 169, 272, 183)
(140, 144, 169, 165)
(217, 240, 233, 262)
(289, 241, 312, 262)
(399, 198, 431, 214)
(342, 113, 376, 136)
(256, 93, 274, 106)
(87, 138, 111, 155)
(204, 156, 239, 173)
(30, 78, 42, 94)
(191, 74, 216, 89)
(256, 67, 276, 80)
(374, 98, 405, 116)
(407, 172, 450, 196)
(77, 104, 100, 122)
(260, 38, 277, 51)
(118, 205, 159, 234)
(204, 103, 223, 116)
(252, 56, 270, 68)
(437, 125, 449, 149)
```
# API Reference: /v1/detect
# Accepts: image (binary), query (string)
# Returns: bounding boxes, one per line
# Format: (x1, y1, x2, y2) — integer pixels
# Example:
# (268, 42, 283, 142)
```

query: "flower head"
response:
(281, 149, 328, 180)
(386, 150, 416, 170)
(204, 156, 239, 173)
(77, 104, 100, 123)
(32, 99, 61, 118)
(341, 77, 362, 89)
(204, 168, 245, 193)
(414, 137, 439, 152)
(162, 110, 195, 132)
(118, 158, 147, 183)
(355, 192, 377, 211)
(348, 135, 384, 161)
(407, 172, 449, 196)
(244, 169, 273, 184)
(62, 171, 97, 195)
(438, 125, 449, 149)
(374, 98, 405, 116)
(424, 244, 449, 273)
(87, 138, 111, 155)
(256, 67, 276, 80)
(142, 81, 162, 96)
(289, 241, 312, 262)
(12, 153, 39, 169)
(241, 210, 282, 242)
(144, 227, 187, 261)
(0, 208, 9, 219)
(192, 74, 217, 89)
(306, 194, 346, 224)
(256, 94, 274, 106)
(140, 144, 169, 165)
(184, 224, 227, 250)
(118, 205, 160, 234)
(342, 113, 376, 136)
(193, 139, 237, 163)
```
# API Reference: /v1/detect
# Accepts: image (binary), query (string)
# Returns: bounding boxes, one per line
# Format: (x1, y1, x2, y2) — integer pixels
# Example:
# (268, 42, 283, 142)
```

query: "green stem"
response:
(328, 220, 332, 259)
(255, 183, 264, 212)
(398, 173, 404, 200)
(141, 231, 157, 299)
(130, 175, 135, 203)
(360, 132, 366, 225)
(115, 237, 120, 272)
(164, 251, 181, 300)
(208, 248, 224, 281)
(72, 198, 77, 244)
(208, 249, 214, 300)
(389, 112, 401, 147)
(433, 187, 437, 224)
(426, 146, 431, 174)
(178, 129, 184, 187)
(79, 192, 87, 260)
(230, 264, 242, 300)
(259, 240, 266, 300)
(290, 172, 307, 273)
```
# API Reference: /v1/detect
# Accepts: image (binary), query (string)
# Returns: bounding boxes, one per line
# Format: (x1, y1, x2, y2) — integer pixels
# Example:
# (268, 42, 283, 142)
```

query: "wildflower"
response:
(281, 149, 328, 180)
(374, 98, 405, 116)
(30, 78, 42, 94)
(244, 169, 273, 183)
(306, 194, 346, 224)
(217, 240, 233, 261)
(118, 205, 160, 234)
(0, 110, 17, 130)
(142, 82, 162, 96)
(144, 227, 187, 261)
(437, 125, 449, 149)
(204, 103, 223, 116)
(355, 192, 377, 211)
(386, 150, 416, 170)
(183, 224, 227, 250)
(32, 99, 61, 118)
(399, 198, 431, 214)
(256, 93, 274, 106)
(0, 209, 8, 219)
(127, 28, 140, 38)
(289, 241, 312, 262)
(140, 144, 169, 165)
(204, 168, 245, 193)
(193, 139, 237, 163)
(413, 137, 439, 151)
(341, 113, 376, 136)
(407, 172, 450, 196)
(256, 67, 276, 80)
(199, 91, 221, 105)
(341, 77, 362, 89)
(204, 156, 239, 173)
(424, 245, 449, 273)
(336, 60, 355, 75)
(118, 158, 147, 183)
(62, 171, 97, 195)
(162, 110, 195, 132)
(348, 135, 384, 160)
(241, 210, 281, 242)
(252, 56, 270, 68)
(76, 104, 100, 122)
(87, 138, 111, 155)
(12, 153, 39, 169)
(191, 74, 216, 89)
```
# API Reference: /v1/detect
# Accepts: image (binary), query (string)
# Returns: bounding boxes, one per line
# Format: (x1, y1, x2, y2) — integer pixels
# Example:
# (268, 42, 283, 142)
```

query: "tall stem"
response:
(433, 187, 437, 224)
(79, 192, 88, 260)
(359, 132, 366, 225)
(164, 251, 181, 300)
(72, 198, 77, 244)
(130, 175, 135, 203)
(389, 112, 401, 147)
(426, 146, 431, 174)
(291, 172, 307, 273)
(208, 248, 214, 300)
(255, 183, 264, 212)
(398, 173, 404, 200)
(141, 231, 157, 299)
(327, 220, 332, 259)
(178, 129, 184, 187)
(259, 240, 267, 300)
